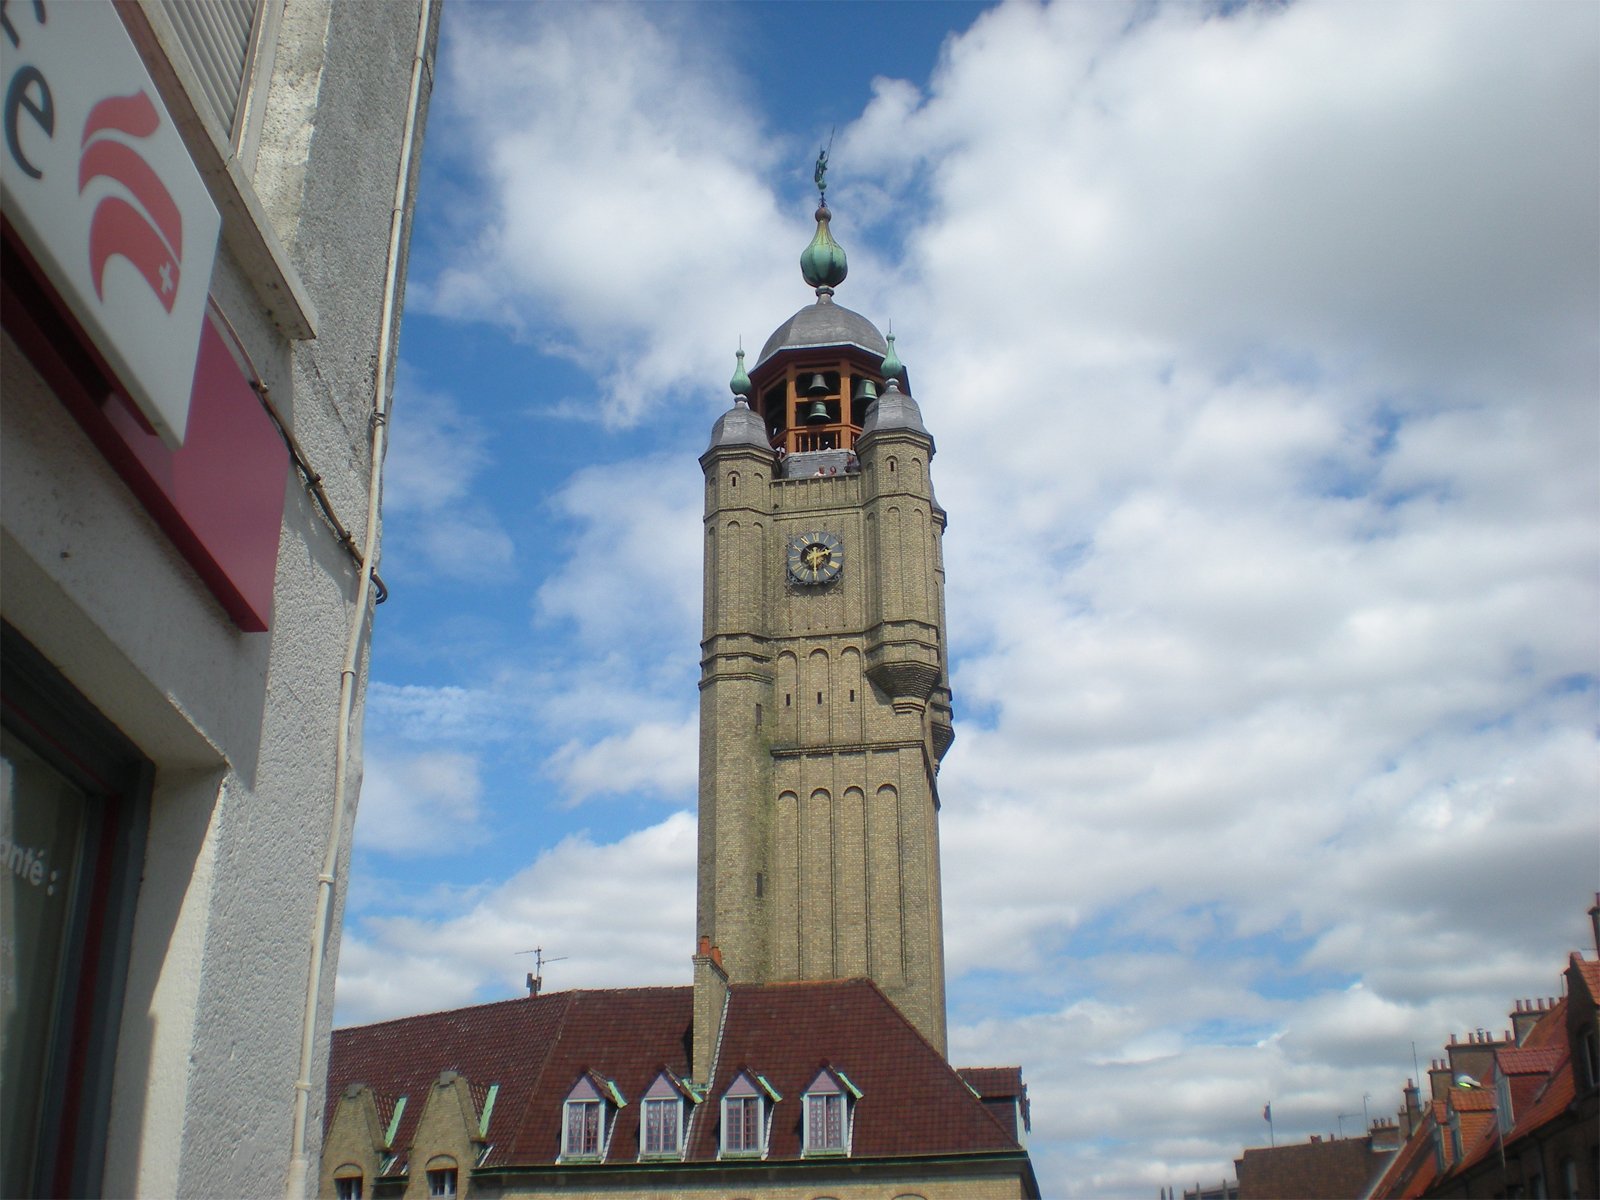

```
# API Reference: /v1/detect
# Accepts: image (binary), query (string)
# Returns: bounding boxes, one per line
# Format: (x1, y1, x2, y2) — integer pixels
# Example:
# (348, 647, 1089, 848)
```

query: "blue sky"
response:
(335, 3, 1600, 1195)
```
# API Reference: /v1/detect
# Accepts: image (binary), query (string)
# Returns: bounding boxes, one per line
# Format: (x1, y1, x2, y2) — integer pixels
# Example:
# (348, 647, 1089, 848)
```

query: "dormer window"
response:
(720, 1070, 781, 1158)
(639, 1070, 697, 1159)
(802, 1067, 862, 1155)
(561, 1072, 624, 1162)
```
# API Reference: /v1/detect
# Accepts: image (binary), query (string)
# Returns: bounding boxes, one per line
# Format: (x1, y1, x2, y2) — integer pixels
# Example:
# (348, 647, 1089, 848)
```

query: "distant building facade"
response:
(1214, 897, 1600, 1200)
(1, 2, 438, 1195)
(319, 184, 1037, 1199)
(1366, 900, 1600, 1199)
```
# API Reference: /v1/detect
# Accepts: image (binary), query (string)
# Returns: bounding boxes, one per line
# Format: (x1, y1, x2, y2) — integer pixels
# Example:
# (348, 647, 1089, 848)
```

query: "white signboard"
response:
(2, 1, 220, 448)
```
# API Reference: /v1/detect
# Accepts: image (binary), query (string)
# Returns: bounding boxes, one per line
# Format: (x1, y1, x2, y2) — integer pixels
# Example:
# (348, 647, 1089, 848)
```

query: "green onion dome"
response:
(800, 203, 848, 292)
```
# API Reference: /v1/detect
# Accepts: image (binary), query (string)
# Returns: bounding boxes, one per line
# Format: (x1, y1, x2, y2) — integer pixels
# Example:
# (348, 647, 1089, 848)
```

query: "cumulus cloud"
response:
(337, 812, 697, 1024)
(417, 3, 831, 426)
(352, 2, 1599, 1195)
(356, 749, 488, 856)
(383, 371, 516, 580)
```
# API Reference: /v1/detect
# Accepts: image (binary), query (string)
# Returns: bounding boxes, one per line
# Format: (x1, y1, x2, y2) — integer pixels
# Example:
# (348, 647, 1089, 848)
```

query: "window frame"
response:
(559, 1073, 623, 1163)
(719, 1070, 779, 1159)
(641, 1095, 681, 1157)
(424, 1158, 457, 1198)
(0, 624, 152, 1199)
(801, 1067, 861, 1157)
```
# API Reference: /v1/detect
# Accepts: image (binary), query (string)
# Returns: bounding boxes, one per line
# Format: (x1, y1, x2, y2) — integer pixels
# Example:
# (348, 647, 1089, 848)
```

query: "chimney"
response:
(1400, 1079, 1422, 1138)
(1446, 1029, 1507, 1089)
(692, 937, 729, 1086)
(1428, 1057, 1453, 1102)
(1369, 1117, 1401, 1152)
(1510, 998, 1548, 1046)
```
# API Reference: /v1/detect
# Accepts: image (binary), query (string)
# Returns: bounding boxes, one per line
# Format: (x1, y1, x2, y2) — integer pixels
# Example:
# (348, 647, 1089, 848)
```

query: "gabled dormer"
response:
(637, 1069, 699, 1160)
(719, 1069, 781, 1158)
(559, 1071, 625, 1163)
(800, 1066, 862, 1156)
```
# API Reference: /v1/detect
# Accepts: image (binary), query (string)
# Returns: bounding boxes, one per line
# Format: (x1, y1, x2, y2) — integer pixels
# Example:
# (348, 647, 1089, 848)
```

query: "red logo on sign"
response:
(78, 91, 184, 313)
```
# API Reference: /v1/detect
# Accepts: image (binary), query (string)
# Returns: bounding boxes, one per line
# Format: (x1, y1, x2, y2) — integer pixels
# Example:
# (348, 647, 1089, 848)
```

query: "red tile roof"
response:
(686, 978, 1022, 1160)
(328, 979, 1026, 1172)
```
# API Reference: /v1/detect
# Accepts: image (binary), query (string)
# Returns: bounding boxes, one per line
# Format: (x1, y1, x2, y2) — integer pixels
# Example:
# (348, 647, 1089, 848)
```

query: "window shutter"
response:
(159, 0, 258, 140)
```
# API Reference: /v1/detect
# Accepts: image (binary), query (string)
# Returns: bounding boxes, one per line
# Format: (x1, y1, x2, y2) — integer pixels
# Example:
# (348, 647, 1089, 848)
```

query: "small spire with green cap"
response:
(729, 344, 751, 399)
(880, 329, 903, 384)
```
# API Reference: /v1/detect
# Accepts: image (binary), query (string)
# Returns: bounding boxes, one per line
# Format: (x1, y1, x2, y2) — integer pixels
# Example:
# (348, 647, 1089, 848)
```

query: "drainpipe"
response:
(284, 1, 434, 1195)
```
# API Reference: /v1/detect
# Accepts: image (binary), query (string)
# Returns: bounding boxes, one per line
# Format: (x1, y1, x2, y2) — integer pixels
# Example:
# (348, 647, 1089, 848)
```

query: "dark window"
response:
(427, 1166, 457, 1196)
(1, 624, 151, 1199)
(335, 1175, 364, 1200)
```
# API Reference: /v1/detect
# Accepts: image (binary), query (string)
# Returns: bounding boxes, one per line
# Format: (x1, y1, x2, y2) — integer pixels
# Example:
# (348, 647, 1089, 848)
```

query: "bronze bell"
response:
(803, 398, 831, 423)
(853, 378, 878, 404)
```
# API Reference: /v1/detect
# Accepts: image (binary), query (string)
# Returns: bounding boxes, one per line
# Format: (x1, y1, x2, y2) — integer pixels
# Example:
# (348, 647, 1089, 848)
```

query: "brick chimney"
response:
(1428, 1057, 1454, 1102)
(691, 936, 729, 1086)
(1369, 1117, 1401, 1152)
(1511, 997, 1553, 1046)
(1446, 1028, 1508, 1089)
(1399, 1079, 1423, 1138)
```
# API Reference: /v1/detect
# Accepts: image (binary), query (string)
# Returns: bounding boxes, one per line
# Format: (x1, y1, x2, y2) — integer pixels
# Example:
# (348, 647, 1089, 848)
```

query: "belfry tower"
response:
(697, 169, 953, 1053)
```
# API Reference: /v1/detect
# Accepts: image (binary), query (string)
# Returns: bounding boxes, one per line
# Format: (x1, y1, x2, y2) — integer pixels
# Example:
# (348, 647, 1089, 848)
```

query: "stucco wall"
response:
(0, 2, 438, 1196)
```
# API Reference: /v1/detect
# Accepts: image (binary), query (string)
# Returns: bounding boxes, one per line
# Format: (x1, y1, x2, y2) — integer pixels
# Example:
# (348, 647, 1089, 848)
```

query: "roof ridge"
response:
(335, 990, 558, 1032)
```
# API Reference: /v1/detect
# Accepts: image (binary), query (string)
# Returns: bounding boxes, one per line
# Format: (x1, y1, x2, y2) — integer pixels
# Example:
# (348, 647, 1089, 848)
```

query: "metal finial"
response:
(814, 126, 834, 200)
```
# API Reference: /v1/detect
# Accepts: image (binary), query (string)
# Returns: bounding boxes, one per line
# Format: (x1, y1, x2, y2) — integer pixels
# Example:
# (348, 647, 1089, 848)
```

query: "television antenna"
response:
(514, 946, 569, 996)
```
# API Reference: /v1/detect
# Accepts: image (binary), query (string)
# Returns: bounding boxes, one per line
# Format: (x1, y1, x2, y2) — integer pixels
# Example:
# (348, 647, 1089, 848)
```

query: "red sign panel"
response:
(3, 225, 288, 632)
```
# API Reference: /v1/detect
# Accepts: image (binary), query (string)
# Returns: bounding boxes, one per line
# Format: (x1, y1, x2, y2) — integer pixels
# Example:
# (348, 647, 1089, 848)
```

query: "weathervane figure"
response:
(814, 126, 834, 200)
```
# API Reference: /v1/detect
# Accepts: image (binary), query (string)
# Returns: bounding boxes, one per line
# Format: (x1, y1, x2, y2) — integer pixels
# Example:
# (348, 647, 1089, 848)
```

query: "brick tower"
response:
(696, 171, 952, 1053)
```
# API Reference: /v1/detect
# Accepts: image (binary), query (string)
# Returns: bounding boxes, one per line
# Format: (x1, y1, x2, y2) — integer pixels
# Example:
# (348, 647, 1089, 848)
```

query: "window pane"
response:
(0, 730, 92, 1198)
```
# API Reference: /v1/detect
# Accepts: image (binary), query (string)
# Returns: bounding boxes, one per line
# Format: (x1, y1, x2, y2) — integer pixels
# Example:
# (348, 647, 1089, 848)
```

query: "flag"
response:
(1263, 1102, 1272, 1122)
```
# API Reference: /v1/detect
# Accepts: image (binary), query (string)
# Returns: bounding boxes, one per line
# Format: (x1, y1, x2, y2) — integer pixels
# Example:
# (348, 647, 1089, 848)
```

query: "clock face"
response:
(786, 531, 844, 586)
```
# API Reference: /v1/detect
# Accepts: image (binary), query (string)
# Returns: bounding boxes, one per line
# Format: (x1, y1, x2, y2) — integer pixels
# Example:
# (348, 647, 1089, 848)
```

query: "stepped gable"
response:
(688, 978, 1021, 1160)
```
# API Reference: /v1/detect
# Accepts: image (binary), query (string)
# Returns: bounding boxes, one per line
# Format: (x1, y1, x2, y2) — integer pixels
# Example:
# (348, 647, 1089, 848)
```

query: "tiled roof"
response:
(328, 980, 1025, 1171)
(1235, 1137, 1380, 1200)
(687, 978, 1022, 1160)
(958, 1066, 1025, 1098)
(1574, 955, 1600, 997)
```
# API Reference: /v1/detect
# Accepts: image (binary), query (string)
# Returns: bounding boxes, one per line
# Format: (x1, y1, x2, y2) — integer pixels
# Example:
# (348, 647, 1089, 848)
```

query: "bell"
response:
(853, 378, 878, 404)
(803, 398, 831, 423)
(805, 373, 830, 397)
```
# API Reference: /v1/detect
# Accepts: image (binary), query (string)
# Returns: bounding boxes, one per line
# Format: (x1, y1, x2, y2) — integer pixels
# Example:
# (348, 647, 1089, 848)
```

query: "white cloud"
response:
(383, 371, 516, 580)
(419, 3, 830, 426)
(534, 453, 703, 650)
(355, 749, 488, 857)
(336, 812, 697, 1024)
(547, 715, 698, 806)
(356, 2, 1600, 1195)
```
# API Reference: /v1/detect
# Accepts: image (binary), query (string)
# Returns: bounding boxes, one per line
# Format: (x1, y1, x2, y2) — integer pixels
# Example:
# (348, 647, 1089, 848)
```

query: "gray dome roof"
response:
(859, 380, 929, 438)
(706, 399, 770, 452)
(757, 295, 887, 367)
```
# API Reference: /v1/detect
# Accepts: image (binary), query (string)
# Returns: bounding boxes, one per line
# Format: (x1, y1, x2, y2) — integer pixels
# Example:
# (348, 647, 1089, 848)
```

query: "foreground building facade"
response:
(1, 2, 438, 1194)
(320, 182, 1036, 1199)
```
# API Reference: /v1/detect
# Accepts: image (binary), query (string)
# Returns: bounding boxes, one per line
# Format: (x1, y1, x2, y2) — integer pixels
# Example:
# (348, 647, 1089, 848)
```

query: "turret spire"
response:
(729, 344, 751, 399)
